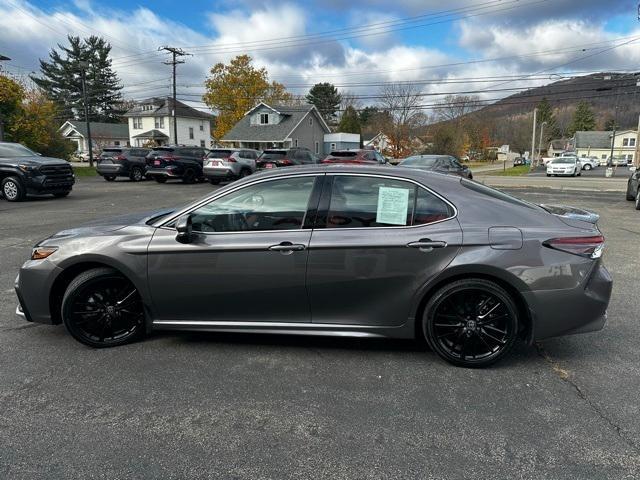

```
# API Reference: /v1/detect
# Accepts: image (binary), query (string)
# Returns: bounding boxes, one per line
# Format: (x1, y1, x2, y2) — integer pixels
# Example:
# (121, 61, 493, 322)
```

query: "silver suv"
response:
(203, 148, 260, 185)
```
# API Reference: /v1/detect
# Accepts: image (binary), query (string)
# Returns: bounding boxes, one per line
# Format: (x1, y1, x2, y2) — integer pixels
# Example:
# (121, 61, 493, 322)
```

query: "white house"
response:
(124, 97, 215, 148)
(59, 120, 129, 154)
(567, 130, 638, 163)
(362, 132, 390, 152)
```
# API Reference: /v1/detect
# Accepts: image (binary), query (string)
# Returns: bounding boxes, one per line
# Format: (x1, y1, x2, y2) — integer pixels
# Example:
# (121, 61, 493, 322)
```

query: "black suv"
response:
(145, 146, 209, 184)
(96, 147, 151, 182)
(0, 142, 74, 202)
(256, 147, 316, 170)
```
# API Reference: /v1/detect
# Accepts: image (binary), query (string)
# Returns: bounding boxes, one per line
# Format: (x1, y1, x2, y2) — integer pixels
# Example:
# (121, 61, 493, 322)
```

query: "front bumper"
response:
(15, 261, 63, 325)
(24, 175, 74, 194)
(527, 261, 612, 341)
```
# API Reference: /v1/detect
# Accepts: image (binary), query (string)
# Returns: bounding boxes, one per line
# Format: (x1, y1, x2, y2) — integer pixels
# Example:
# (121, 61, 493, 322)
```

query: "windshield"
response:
(260, 151, 286, 160)
(0, 143, 37, 157)
(552, 157, 576, 164)
(100, 149, 123, 156)
(400, 156, 440, 167)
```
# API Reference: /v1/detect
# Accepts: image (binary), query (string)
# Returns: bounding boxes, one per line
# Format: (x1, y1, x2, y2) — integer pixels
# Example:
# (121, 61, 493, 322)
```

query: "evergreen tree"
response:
(305, 83, 341, 123)
(32, 35, 124, 123)
(568, 101, 596, 135)
(359, 105, 379, 126)
(536, 97, 559, 139)
(604, 117, 617, 131)
(338, 106, 361, 134)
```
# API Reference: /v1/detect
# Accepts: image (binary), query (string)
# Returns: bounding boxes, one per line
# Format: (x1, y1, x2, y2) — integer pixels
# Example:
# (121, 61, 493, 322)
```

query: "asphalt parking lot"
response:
(1, 176, 639, 479)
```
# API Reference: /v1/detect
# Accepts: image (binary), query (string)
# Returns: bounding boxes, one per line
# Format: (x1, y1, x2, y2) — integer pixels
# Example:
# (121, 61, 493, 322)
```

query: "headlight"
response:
(31, 246, 58, 260)
(18, 164, 38, 173)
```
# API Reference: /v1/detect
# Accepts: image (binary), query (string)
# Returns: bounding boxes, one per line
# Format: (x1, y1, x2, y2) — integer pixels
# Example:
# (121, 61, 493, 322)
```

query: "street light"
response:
(0, 55, 11, 142)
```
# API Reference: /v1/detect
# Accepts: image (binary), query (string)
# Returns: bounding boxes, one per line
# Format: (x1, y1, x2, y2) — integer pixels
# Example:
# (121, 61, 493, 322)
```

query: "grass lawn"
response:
(493, 165, 531, 176)
(71, 166, 98, 177)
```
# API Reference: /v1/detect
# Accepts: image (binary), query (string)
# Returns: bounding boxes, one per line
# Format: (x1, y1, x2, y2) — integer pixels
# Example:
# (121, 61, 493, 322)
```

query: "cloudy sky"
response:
(0, 0, 638, 112)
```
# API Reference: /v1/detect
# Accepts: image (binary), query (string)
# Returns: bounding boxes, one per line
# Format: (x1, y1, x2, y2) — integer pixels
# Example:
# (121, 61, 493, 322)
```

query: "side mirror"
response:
(175, 214, 193, 244)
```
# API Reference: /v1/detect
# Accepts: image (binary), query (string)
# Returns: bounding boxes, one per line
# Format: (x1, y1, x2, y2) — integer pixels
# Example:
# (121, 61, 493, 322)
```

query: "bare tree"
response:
(434, 94, 482, 122)
(377, 83, 425, 158)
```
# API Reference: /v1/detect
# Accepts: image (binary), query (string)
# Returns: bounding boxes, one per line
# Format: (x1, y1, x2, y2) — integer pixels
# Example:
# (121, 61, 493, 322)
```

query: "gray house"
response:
(221, 102, 330, 155)
(59, 120, 130, 154)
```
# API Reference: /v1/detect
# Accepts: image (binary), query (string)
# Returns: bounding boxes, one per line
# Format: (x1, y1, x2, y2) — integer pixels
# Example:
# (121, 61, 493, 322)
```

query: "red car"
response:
(321, 149, 387, 165)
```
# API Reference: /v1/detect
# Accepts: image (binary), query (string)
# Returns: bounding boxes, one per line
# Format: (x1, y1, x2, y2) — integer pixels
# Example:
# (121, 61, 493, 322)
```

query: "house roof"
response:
(222, 103, 330, 142)
(549, 138, 568, 150)
(132, 129, 169, 139)
(573, 131, 613, 149)
(61, 120, 129, 139)
(124, 97, 215, 121)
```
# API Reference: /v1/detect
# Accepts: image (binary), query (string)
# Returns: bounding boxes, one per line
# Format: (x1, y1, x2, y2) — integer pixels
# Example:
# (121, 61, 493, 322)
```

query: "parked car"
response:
(625, 167, 640, 209)
(14, 164, 612, 368)
(397, 154, 473, 179)
(145, 146, 209, 184)
(0, 142, 74, 202)
(96, 147, 151, 182)
(513, 157, 530, 167)
(203, 148, 260, 185)
(577, 157, 599, 171)
(256, 147, 316, 170)
(321, 149, 387, 165)
(609, 155, 631, 167)
(546, 157, 581, 177)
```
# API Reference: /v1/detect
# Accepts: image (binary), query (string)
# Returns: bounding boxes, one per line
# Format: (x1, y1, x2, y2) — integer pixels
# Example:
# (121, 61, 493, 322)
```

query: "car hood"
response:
(40, 208, 174, 243)
(0, 155, 70, 166)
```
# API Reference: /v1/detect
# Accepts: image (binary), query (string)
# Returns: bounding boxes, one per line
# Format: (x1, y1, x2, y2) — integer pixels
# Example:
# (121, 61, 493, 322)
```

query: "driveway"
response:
(0, 177, 639, 479)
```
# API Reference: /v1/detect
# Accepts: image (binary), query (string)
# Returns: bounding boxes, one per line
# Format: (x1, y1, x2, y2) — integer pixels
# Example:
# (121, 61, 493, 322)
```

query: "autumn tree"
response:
(306, 82, 341, 123)
(377, 83, 425, 158)
(568, 101, 596, 135)
(33, 35, 124, 122)
(203, 55, 292, 139)
(0, 74, 25, 141)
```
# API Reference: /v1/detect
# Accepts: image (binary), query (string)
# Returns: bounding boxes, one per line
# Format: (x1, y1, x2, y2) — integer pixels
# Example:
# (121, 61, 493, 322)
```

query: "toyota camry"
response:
(14, 165, 612, 367)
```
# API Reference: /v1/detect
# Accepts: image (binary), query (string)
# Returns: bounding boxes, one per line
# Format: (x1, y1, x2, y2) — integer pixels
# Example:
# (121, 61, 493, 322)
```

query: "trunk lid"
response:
(539, 204, 600, 229)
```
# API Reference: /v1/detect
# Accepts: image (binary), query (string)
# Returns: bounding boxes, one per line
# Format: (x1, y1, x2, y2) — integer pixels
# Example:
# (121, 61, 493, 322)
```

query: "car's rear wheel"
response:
(129, 166, 144, 182)
(1, 176, 26, 202)
(182, 168, 196, 184)
(238, 168, 251, 178)
(626, 181, 635, 200)
(584, 164, 592, 171)
(104, 175, 116, 182)
(423, 279, 519, 368)
(61, 268, 145, 348)
(154, 176, 167, 183)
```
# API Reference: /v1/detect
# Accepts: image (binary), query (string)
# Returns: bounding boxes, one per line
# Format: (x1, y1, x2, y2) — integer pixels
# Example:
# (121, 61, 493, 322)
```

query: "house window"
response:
(631, 138, 636, 147)
(260, 113, 269, 125)
(142, 104, 154, 111)
(623, 138, 629, 146)
(309, 117, 313, 126)
(189, 127, 194, 140)
(330, 143, 336, 150)
(294, 139, 298, 147)
(114, 141, 120, 146)
(133, 117, 142, 129)
(154, 117, 164, 129)
(200, 140, 205, 147)
(315, 141, 319, 154)
(199, 121, 204, 132)
(601, 154, 607, 159)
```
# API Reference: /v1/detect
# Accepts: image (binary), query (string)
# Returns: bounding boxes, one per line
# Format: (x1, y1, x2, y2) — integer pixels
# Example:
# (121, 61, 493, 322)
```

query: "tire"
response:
(422, 279, 519, 368)
(53, 191, 70, 198)
(584, 164, 592, 171)
(626, 181, 635, 201)
(154, 177, 167, 183)
(129, 166, 144, 182)
(1, 176, 26, 202)
(209, 178, 221, 185)
(635, 190, 640, 211)
(182, 168, 196, 184)
(104, 175, 116, 182)
(61, 267, 145, 348)
(546, 174, 550, 177)
(238, 168, 251, 179)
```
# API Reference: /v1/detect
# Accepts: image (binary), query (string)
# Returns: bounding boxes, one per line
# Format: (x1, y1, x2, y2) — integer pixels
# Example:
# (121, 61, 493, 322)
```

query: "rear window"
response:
(208, 149, 233, 157)
(460, 179, 540, 210)
(261, 151, 286, 160)
(101, 149, 123, 156)
(151, 147, 175, 153)
(330, 151, 358, 157)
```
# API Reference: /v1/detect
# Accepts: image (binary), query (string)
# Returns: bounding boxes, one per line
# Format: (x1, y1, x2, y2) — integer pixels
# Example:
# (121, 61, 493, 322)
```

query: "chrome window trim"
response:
(154, 170, 458, 234)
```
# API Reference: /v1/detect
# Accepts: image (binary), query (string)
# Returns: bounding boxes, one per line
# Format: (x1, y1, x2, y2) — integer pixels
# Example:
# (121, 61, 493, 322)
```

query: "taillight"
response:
(543, 235, 605, 259)
(227, 156, 237, 163)
(278, 158, 292, 166)
(162, 155, 176, 163)
(114, 155, 126, 161)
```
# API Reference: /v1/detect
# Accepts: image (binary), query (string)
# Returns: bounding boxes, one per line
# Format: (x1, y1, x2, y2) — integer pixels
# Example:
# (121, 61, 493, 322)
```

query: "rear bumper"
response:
(145, 167, 182, 178)
(527, 261, 612, 341)
(203, 165, 237, 178)
(97, 163, 127, 176)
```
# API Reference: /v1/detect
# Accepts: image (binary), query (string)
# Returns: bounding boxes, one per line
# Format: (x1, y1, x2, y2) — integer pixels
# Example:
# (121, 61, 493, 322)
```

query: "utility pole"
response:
(79, 61, 94, 168)
(537, 121, 547, 163)
(159, 46, 190, 145)
(529, 108, 537, 171)
(0, 54, 11, 142)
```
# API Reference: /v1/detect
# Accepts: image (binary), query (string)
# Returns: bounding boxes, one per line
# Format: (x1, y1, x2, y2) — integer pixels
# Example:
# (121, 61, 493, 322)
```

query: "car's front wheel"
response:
(423, 279, 519, 367)
(627, 181, 635, 200)
(583, 164, 592, 171)
(129, 166, 144, 182)
(635, 190, 640, 211)
(1, 176, 26, 202)
(61, 267, 145, 348)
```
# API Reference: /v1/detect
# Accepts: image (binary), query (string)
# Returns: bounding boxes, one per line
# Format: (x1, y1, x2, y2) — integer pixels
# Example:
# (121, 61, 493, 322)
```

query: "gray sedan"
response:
(14, 165, 612, 367)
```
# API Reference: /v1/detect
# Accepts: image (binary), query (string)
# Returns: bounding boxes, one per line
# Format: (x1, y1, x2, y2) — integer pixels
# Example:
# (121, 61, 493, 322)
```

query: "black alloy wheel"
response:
(423, 279, 519, 367)
(130, 166, 144, 182)
(62, 268, 145, 347)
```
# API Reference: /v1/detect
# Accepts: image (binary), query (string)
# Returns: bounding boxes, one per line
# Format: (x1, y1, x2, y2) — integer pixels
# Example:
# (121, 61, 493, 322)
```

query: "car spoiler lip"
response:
(539, 204, 600, 224)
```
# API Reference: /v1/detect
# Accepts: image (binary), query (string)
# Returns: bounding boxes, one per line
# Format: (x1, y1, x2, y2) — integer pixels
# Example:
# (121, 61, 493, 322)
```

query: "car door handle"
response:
(407, 239, 447, 251)
(268, 242, 306, 252)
